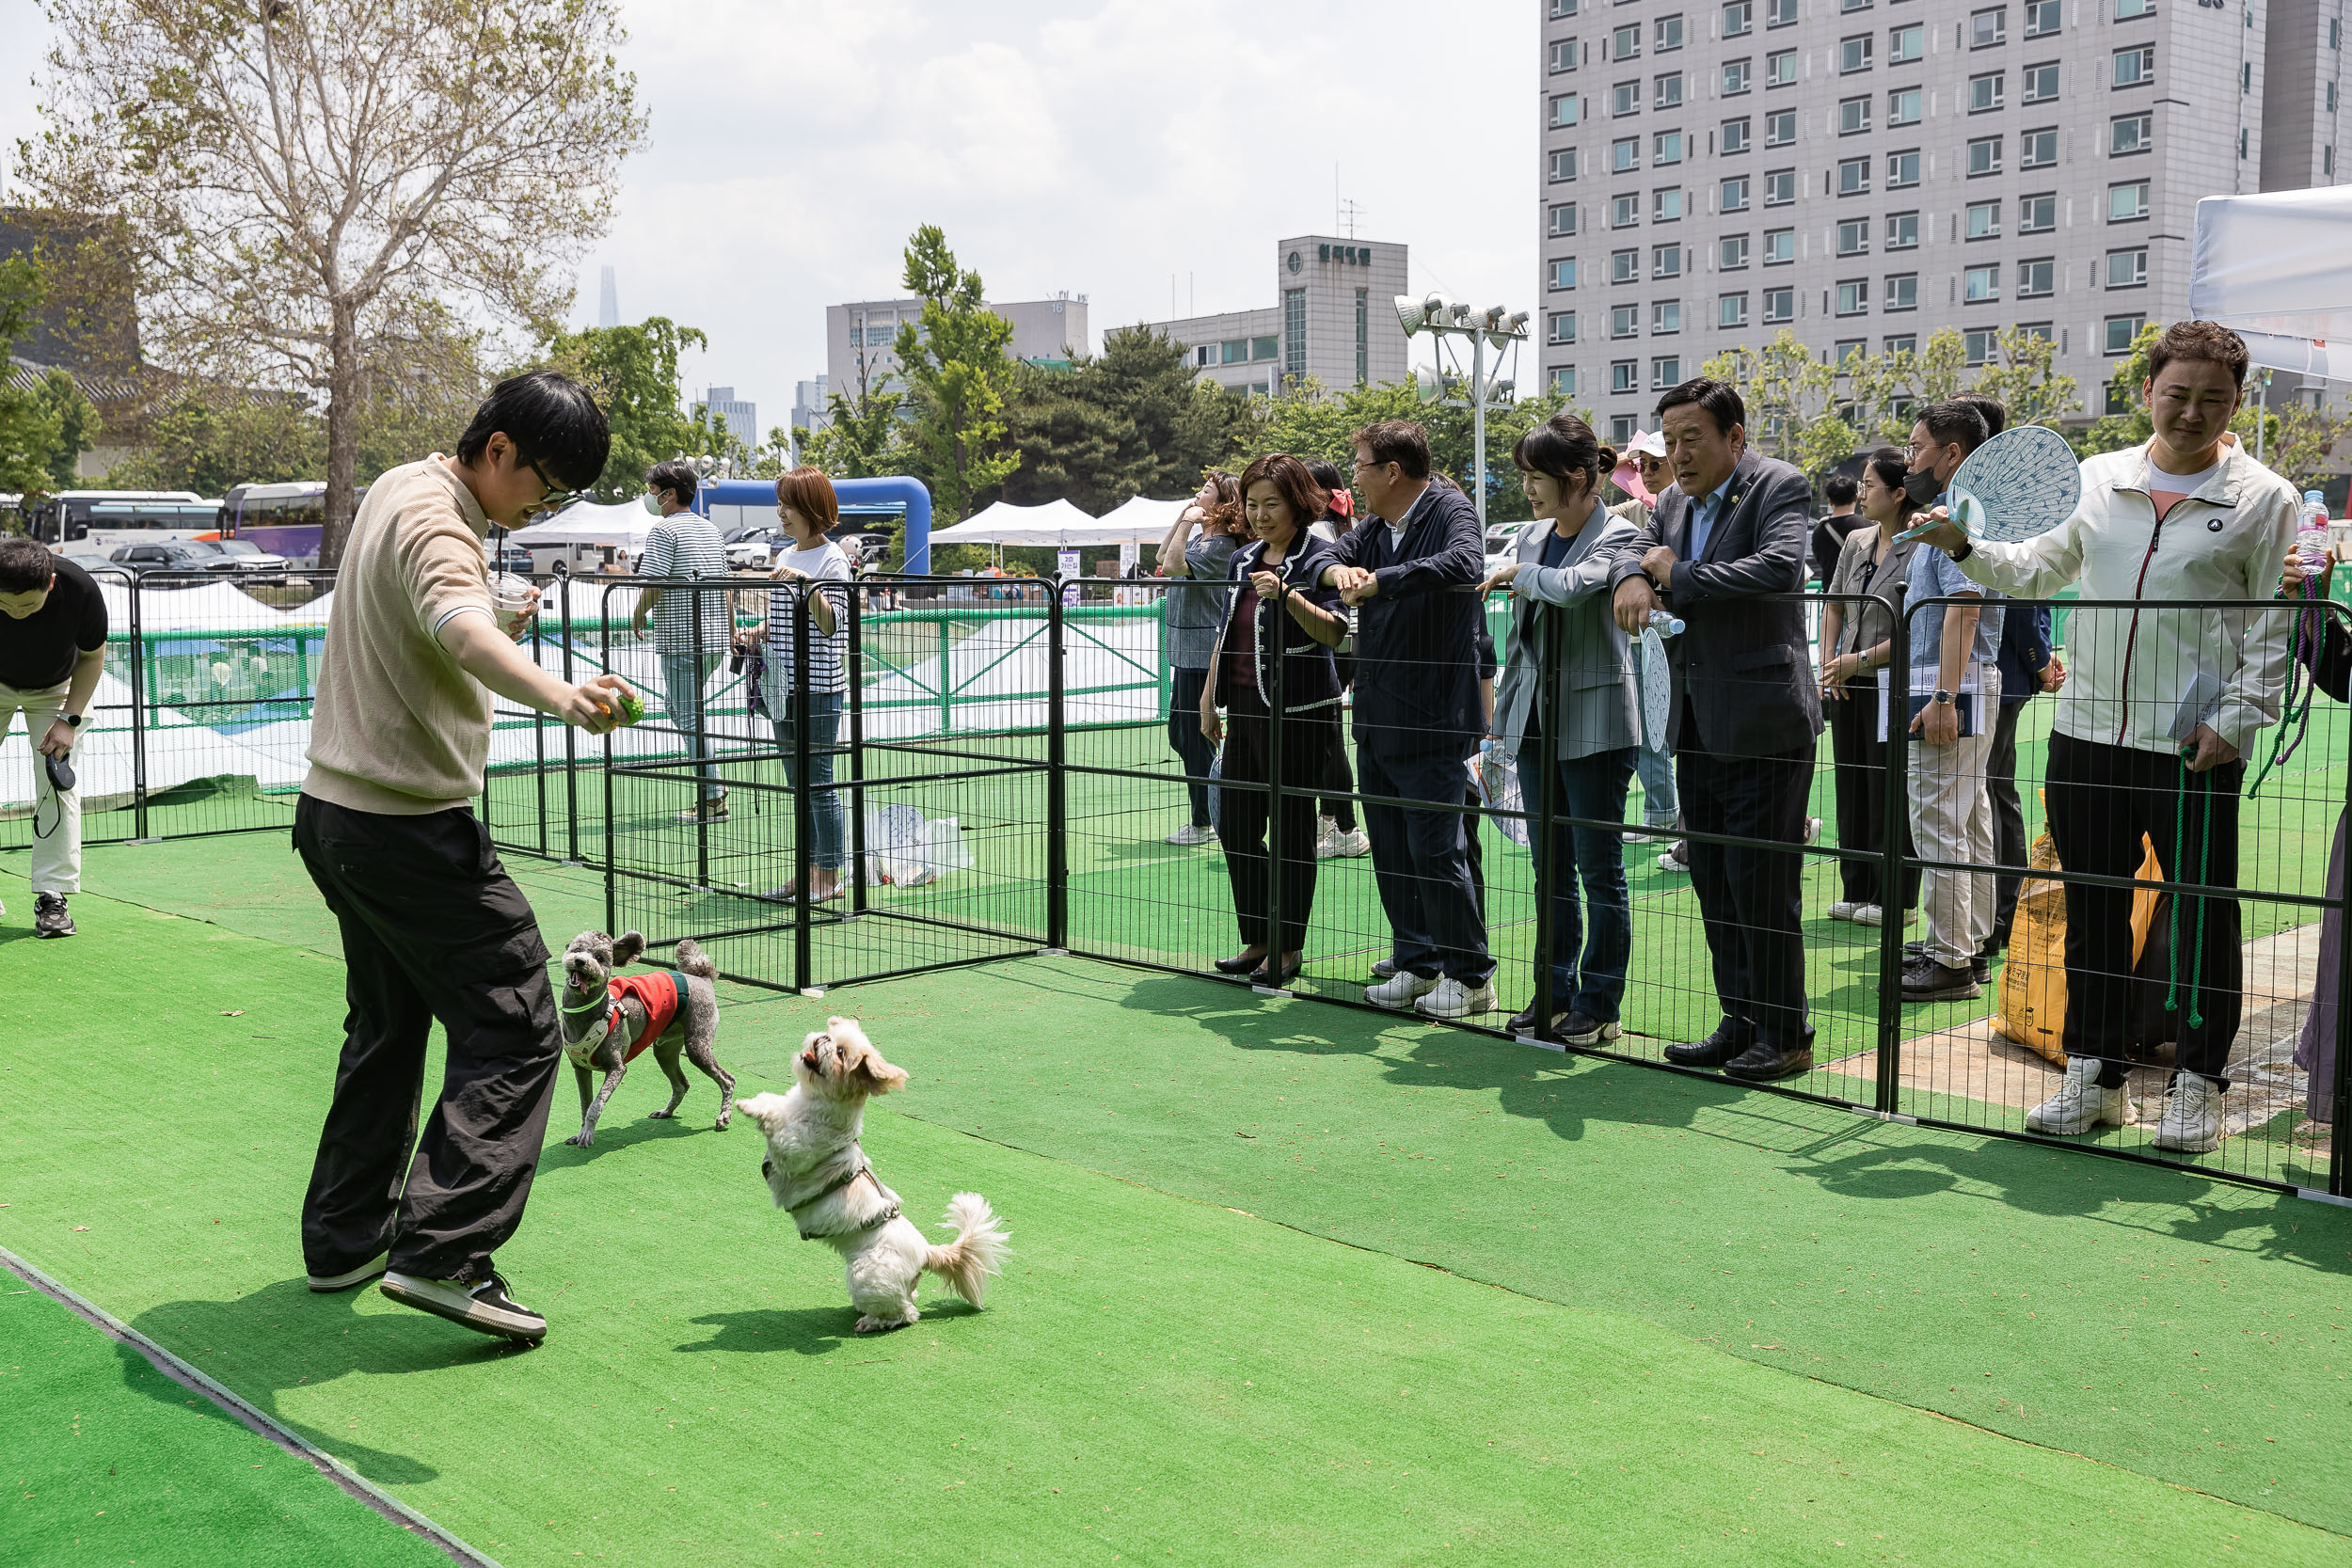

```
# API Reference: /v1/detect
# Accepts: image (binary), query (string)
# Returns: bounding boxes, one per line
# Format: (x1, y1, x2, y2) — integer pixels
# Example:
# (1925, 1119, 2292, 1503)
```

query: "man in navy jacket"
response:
(1319, 420, 1494, 1017)
(1610, 379, 1823, 1080)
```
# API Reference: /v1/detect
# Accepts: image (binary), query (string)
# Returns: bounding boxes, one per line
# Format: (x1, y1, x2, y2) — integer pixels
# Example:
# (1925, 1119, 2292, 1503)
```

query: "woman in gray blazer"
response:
(1484, 412, 1645, 1043)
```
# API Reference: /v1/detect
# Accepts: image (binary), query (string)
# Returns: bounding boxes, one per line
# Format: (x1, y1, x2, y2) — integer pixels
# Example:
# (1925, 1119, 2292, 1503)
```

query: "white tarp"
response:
(2190, 187, 2352, 378)
(508, 499, 660, 547)
(930, 498, 1115, 546)
(1092, 494, 1192, 540)
(96, 578, 307, 633)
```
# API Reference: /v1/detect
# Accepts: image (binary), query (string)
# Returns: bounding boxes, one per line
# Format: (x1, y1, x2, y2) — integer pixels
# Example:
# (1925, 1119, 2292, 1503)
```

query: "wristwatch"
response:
(62, 713, 82, 728)
(1931, 689, 1954, 705)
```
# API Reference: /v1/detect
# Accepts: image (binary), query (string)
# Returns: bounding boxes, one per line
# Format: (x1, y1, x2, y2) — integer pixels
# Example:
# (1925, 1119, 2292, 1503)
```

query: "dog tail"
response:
(674, 938, 717, 982)
(922, 1193, 1009, 1307)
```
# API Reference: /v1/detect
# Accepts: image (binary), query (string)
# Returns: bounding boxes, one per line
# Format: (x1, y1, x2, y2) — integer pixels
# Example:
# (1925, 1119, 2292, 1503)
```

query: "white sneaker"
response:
(1851, 904, 1884, 927)
(1803, 816, 1823, 846)
(1366, 970, 1439, 1008)
(1369, 958, 1399, 980)
(2151, 1075, 2224, 1153)
(1313, 818, 1341, 858)
(2025, 1056, 2131, 1136)
(1329, 827, 1370, 858)
(1166, 824, 1217, 846)
(1620, 831, 1653, 845)
(1657, 844, 1690, 873)
(307, 1251, 389, 1292)
(1827, 900, 1861, 923)
(1413, 977, 1498, 1019)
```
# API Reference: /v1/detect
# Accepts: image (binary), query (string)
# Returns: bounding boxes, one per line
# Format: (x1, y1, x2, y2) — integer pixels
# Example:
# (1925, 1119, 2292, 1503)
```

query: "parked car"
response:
(485, 541, 534, 575)
(724, 528, 785, 570)
(109, 541, 242, 580)
(209, 538, 293, 575)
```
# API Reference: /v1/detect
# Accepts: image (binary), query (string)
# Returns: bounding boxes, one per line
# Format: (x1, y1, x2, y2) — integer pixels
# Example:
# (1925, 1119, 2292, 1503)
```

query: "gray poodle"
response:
(555, 929, 735, 1148)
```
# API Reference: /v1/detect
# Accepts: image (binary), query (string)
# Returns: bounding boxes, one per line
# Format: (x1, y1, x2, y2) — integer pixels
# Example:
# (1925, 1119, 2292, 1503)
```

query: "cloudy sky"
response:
(2, 0, 1534, 435)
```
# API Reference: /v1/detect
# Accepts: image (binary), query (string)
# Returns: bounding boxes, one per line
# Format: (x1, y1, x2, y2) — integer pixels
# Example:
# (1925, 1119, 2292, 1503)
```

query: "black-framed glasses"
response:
(523, 456, 584, 516)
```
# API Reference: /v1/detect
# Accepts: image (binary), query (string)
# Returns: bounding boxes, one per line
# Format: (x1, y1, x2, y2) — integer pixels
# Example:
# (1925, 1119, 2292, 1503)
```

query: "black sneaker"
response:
(380, 1270, 547, 1343)
(1899, 953, 1980, 1002)
(1559, 1011, 1623, 1047)
(33, 893, 74, 938)
(1507, 1002, 1565, 1036)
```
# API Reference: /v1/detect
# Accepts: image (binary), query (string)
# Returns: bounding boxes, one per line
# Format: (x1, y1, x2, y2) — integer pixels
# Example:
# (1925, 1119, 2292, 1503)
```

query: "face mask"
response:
(1901, 467, 1942, 508)
(642, 493, 665, 516)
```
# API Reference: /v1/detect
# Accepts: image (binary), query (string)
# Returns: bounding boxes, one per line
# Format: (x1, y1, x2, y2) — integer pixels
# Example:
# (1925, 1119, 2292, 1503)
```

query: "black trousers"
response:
(1824, 674, 1919, 911)
(1985, 697, 2028, 946)
(1220, 693, 1326, 955)
(1168, 667, 1217, 828)
(293, 795, 563, 1283)
(1313, 705, 1359, 832)
(2043, 732, 2242, 1088)
(1678, 736, 1813, 1048)
(1358, 738, 1494, 983)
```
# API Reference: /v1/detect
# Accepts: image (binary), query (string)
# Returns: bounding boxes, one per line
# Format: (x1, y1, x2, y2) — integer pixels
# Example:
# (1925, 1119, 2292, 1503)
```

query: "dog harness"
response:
(786, 1162, 901, 1240)
(561, 970, 685, 1070)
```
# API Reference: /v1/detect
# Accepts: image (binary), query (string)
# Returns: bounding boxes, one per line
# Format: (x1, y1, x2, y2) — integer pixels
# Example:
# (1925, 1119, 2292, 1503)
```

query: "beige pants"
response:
(3, 681, 80, 895)
(1904, 667, 2000, 968)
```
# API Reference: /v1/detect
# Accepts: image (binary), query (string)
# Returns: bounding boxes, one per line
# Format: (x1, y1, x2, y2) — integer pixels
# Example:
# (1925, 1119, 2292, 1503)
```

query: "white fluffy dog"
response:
(736, 1017, 1008, 1334)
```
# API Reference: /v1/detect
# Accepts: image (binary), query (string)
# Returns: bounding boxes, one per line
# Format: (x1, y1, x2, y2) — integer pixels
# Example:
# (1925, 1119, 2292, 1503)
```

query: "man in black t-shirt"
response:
(0, 538, 109, 937)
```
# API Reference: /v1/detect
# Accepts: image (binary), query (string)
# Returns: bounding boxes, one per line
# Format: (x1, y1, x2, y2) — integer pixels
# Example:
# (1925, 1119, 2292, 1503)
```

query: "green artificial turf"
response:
(0, 1278, 452, 1567)
(0, 883, 2344, 1566)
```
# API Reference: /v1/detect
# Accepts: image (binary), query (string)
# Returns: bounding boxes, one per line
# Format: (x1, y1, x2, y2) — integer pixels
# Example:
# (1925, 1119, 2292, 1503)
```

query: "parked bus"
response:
(25, 491, 219, 551)
(221, 482, 362, 565)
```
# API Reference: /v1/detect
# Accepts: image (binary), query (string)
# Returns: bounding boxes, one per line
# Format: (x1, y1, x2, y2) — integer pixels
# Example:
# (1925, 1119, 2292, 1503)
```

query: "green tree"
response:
(1972, 327, 2081, 430)
(0, 256, 97, 497)
(997, 327, 1249, 512)
(892, 226, 1019, 522)
(526, 317, 733, 499)
(103, 390, 322, 494)
(1843, 328, 1968, 450)
(802, 386, 907, 480)
(1700, 331, 1856, 476)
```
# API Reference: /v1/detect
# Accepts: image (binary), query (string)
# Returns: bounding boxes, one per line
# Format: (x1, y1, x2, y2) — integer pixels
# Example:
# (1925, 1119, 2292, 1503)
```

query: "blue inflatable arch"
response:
(696, 476, 935, 574)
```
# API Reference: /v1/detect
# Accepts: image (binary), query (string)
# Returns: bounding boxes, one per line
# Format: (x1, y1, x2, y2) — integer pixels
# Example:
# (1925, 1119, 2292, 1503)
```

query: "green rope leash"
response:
(2164, 753, 2212, 1030)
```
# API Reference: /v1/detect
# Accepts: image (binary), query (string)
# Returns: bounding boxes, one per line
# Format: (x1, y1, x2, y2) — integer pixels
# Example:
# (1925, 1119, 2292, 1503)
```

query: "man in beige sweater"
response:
(295, 372, 633, 1343)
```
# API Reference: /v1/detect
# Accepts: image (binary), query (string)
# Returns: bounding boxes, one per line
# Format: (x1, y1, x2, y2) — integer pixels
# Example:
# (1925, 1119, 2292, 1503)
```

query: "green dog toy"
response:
(611, 689, 644, 726)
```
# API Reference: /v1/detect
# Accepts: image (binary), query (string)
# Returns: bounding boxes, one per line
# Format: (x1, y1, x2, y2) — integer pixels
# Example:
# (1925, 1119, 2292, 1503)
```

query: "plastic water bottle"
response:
(2299, 491, 2332, 577)
(1647, 609, 1686, 638)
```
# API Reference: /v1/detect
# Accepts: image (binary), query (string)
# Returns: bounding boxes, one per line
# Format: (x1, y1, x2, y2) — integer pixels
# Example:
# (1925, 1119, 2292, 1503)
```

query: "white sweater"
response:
(1952, 439, 2300, 754)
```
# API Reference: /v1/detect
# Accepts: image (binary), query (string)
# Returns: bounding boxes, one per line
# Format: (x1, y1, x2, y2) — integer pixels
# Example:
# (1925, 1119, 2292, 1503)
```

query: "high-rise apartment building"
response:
(1139, 236, 1411, 395)
(1537, 0, 2345, 446)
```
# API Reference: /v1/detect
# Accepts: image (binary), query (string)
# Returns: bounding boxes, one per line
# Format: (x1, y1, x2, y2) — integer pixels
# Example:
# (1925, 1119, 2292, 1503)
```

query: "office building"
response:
(701, 386, 758, 449)
(1536, 0, 2346, 446)
(791, 375, 832, 436)
(598, 265, 620, 331)
(1139, 236, 1411, 394)
(826, 293, 1089, 404)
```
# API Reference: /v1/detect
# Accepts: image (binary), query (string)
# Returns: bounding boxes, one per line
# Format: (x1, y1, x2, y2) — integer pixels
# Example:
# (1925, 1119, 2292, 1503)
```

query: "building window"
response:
(2106, 246, 2148, 287)
(1836, 218, 1870, 255)
(2105, 312, 2147, 353)
(2018, 322, 2054, 344)
(2018, 258, 2055, 296)
(1966, 198, 2001, 239)
(1657, 12, 1686, 49)
(1722, 176, 1752, 210)
(1551, 93, 1581, 128)
(2111, 112, 2151, 155)
(2115, 0, 2153, 15)
(1549, 258, 1581, 290)
(1721, 232, 1752, 268)
(2331, 82, 2340, 111)
(1655, 129, 1685, 165)
(1612, 359, 1640, 393)
(1837, 156, 1871, 194)
(2025, 0, 2060, 35)
(1654, 300, 1684, 333)
(1651, 356, 1683, 388)
(1550, 39, 1581, 73)
(1764, 227, 1796, 263)
(2019, 192, 2057, 231)
(1768, 48, 1798, 85)
(2108, 179, 2149, 220)
(1550, 149, 1581, 182)
(1613, 193, 1641, 228)
(1887, 149, 1921, 186)
(1964, 264, 1999, 302)
(1549, 364, 1578, 395)
(1613, 22, 1643, 58)
(2114, 44, 2153, 87)
(1964, 328, 1997, 365)
(1612, 304, 1641, 339)
(1720, 292, 1751, 326)
(1765, 166, 1797, 203)
(2022, 61, 2058, 103)
(1839, 95, 1872, 134)
(1890, 22, 1924, 60)
(1655, 186, 1687, 220)
(1613, 137, 1641, 171)
(1614, 80, 1642, 116)
(1835, 338, 1868, 366)
(2332, 16, 2342, 45)
(1723, 115, 1752, 152)
(1283, 289, 1307, 382)
(1767, 0, 1797, 24)
(1612, 248, 1640, 283)
(1724, 58, 1752, 94)
(1610, 413, 1639, 445)
(1763, 287, 1795, 322)
(1889, 87, 1922, 125)
(1836, 278, 1869, 315)
(2021, 126, 2058, 167)
(1884, 272, 1918, 309)
(1654, 242, 1685, 277)
(1886, 210, 1919, 247)
(1967, 135, 2002, 175)
(1970, 7, 2007, 47)
(1724, 0, 1754, 35)
(1356, 289, 1369, 384)
(1549, 310, 1579, 345)
(1968, 71, 2005, 111)
(1657, 71, 1685, 107)
(1549, 0, 1579, 14)
(2240, 126, 2249, 159)
(1766, 108, 1797, 146)
(1841, 34, 1874, 71)
(1549, 201, 1580, 237)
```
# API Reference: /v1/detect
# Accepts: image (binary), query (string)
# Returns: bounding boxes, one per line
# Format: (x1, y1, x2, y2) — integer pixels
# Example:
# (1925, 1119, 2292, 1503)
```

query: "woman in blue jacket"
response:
(1200, 453, 1349, 988)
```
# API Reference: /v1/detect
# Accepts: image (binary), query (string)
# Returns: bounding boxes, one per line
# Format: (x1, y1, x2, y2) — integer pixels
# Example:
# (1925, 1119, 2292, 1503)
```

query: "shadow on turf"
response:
(675, 1300, 979, 1357)
(126, 1276, 527, 1484)
(1101, 971, 2352, 1275)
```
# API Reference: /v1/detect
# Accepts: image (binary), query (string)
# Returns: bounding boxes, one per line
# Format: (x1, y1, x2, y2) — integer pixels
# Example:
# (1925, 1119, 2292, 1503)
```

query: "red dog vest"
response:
(567, 971, 684, 1069)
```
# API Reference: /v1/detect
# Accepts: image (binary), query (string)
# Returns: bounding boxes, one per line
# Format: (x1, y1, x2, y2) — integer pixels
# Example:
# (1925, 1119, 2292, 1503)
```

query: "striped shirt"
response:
(765, 539, 854, 697)
(641, 515, 733, 657)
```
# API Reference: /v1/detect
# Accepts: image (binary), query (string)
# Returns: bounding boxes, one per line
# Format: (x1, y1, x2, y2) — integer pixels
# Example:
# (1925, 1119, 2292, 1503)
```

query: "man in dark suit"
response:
(1319, 420, 1494, 1019)
(1610, 379, 1823, 1080)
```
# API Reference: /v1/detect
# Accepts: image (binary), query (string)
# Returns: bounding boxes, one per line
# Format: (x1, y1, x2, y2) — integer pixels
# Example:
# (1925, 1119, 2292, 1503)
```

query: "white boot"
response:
(2025, 1055, 2130, 1135)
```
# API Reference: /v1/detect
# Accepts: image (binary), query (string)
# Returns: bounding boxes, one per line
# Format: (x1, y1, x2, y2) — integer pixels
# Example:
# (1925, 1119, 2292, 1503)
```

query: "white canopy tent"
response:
(2190, 186, 2352, 379)
(508, 500, 660, 574)
(1092, 494, 1192, 540)
(929, 499, 1112, 546)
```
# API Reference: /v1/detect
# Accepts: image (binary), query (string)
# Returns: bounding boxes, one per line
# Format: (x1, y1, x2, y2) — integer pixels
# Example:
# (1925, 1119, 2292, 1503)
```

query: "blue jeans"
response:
(773, 691, 846, 871)
(1633, 739, 1677, 829)
(1530, 745, 1637, 1021)
(660, 653, 725, 801)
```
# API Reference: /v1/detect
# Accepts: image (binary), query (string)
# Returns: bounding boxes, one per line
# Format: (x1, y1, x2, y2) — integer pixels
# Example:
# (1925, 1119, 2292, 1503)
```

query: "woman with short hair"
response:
(740, 467, 854, 902)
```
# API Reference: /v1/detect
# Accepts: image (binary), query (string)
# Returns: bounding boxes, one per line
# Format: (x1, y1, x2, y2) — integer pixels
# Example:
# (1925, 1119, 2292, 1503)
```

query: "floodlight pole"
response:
(1471, 331, 1488, 530)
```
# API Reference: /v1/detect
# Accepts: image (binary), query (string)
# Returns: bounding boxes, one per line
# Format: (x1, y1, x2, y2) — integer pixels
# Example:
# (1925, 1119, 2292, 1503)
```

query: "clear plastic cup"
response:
(491, 572, 539, 638)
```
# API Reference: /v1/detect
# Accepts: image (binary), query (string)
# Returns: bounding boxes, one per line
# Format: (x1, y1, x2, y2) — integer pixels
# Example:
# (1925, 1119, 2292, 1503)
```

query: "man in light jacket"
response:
(1910, 320, 2299, 1154)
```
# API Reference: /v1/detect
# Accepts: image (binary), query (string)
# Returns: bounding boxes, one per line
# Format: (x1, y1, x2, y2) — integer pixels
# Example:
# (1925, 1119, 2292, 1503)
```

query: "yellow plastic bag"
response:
(1993, 828, 2164, 1064)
